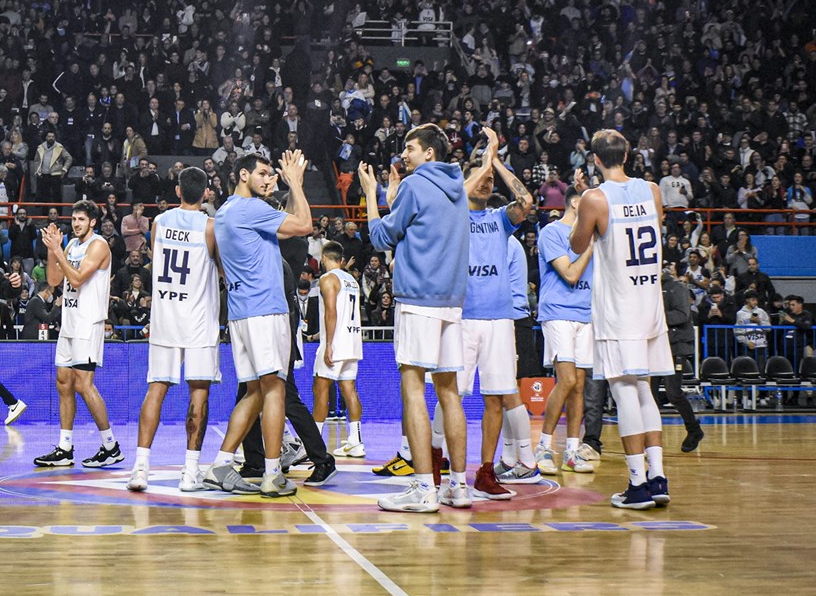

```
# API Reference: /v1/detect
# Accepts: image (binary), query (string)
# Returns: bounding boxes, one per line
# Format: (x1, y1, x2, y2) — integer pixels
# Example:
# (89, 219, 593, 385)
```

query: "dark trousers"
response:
(36, 175, 63, 214)
(237, 362, 331, 469)
(651, 356, 699, 429)
(0, 381, 16, 406)
(582, 372, 607, 453)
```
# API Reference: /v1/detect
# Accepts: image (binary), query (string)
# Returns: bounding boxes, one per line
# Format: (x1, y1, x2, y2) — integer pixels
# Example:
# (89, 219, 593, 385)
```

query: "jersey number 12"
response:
(624, 226, 658, 267)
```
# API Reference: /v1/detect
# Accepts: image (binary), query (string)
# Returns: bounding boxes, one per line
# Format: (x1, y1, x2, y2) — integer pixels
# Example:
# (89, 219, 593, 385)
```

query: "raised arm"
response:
(276, 149, 312, 238)
(492, 156, 533, 225)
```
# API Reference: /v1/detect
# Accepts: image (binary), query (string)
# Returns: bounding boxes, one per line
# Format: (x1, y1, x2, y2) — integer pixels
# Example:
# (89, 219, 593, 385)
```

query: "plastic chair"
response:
(730, 356, 764, 410)
(700, 357, 733, 410)
(799, 356, 816, 384)
(765, 356, 798, 384)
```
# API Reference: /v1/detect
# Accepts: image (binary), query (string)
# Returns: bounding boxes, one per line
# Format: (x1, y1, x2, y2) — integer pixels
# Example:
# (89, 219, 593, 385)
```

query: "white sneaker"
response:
(577, 443, 601, 461)
(127, 466, 148, 492)
(438, 481, 472, 508)
(179, 468, 206, 492)
(561, 449, 595, 473)
(378, 480, 440, 513)
(281, 439, 308, 470)
(5, 400, 26, 425)
(333, 441, 366, 458)
(535, 445, 558, 475)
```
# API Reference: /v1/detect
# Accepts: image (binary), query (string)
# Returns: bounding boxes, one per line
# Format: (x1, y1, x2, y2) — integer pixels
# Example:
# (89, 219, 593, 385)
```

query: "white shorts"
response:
(314, 343, 359, 381)
(56, 322, 105, 368)
(394, 303, 463, 373)
(147, 344, 222, 385)
(458, 318, 518, 396)
(541, 320, 594, 369)
(593, 332, 674, 380)
(229, 314, 290, 382)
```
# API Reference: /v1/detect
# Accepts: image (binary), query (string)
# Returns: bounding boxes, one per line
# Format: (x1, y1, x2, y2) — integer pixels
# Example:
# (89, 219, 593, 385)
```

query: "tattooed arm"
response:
(492, 156, 534, 225)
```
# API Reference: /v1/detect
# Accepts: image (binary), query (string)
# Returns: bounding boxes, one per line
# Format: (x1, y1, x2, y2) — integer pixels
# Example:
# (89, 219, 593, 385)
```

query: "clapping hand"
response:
(41, 223, 64, 253)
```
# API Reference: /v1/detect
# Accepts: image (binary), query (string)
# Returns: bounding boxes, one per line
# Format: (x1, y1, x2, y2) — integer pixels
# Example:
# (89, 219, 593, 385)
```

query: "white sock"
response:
(265, 457, 281, 476)
(538, 432, 552, 450)
(282, 423, 295, 443)
(215, 450, 234, 465)
(100, 428, 116, 450)
(316, 421, 324, 435)
(500, 410, 517, 466)
(59, 429, 73, 451)
(431, 402, 445, 449)
(399, 435, 412, 460)
(185, 450, 201, 473)
(506, 405, 534, 467)
(349, 420, 362, 445)
(135, 447, 150, 470)
(625, 453, 648, 486)
(565, 437, 580, 453)
(450, 470, 466, 485)
(415, 473, 433, 491)
(645, 446, 664, 479)
(501, 432, 516, 466)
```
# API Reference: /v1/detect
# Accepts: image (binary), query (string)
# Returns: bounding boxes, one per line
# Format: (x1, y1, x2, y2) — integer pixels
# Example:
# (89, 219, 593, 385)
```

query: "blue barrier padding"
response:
(0, 341, 485, 423)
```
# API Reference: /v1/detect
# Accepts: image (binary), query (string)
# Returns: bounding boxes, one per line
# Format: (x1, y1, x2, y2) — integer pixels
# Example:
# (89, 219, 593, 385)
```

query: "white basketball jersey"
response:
(318, 269, 363, 362)
(150, 209, 220, 348)
(61, 235, 111, 339)
(592, 178, 667, 341)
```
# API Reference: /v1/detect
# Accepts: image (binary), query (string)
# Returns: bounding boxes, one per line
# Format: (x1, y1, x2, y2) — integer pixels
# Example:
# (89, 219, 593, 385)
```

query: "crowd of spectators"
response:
(0, 0, 814, 356)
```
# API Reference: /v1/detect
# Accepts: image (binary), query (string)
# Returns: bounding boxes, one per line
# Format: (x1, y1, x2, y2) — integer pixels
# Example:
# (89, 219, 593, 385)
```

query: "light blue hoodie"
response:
(369, 161, 469, 308)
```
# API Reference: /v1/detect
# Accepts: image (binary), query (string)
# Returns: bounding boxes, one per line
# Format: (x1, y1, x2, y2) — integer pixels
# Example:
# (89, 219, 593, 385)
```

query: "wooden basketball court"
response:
(1, 415, 814, 595)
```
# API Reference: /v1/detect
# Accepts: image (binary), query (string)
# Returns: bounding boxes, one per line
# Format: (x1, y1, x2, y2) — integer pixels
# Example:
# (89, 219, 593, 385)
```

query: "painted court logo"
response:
(2, 465, 587, 512)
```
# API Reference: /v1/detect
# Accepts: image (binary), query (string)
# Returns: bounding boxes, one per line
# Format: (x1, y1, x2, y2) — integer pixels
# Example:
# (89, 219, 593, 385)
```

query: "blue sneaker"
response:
(611, 482, 656, 510)
(647, 476, 670, 506)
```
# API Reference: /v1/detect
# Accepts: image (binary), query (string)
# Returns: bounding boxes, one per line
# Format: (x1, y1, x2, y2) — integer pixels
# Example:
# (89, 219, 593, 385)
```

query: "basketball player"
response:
(203, 150, 312, 498)
(429, 126, 539, 501)
(34, 201, 122, 468)
(312, 240, 365, 457)
(535, 182, 596, 476)
(570, 130, 674, 510)
(127, 167, 220, 493)
(358, 123, 470, 513)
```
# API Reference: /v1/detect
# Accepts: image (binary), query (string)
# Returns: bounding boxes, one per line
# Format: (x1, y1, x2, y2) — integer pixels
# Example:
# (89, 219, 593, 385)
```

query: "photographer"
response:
(8, 207, 37, 274)
(698, 285, 737, 361)
(92, 161, 125, 202)
(734, 289, 771, 369)
(74, 165, 97, 201)
(781, 296, 813, 366)
(21, 282, 62, 340)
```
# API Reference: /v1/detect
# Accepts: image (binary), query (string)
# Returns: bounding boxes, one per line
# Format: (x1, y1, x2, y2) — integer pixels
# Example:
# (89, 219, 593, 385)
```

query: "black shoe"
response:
(681, 426, 705, 453)
(81, 442, 125, 468)
(238, 465, 265, 481)
(304, 458, 338, 487)
(34, 446, 75, 467)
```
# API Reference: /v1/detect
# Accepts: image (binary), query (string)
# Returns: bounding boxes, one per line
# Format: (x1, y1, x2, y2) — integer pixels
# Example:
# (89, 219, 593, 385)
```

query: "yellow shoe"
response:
(372, 452, 414, 476)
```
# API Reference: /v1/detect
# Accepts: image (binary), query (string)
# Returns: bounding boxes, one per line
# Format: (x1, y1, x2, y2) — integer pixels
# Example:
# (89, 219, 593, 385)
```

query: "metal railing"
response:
(355, 20, 453, 47)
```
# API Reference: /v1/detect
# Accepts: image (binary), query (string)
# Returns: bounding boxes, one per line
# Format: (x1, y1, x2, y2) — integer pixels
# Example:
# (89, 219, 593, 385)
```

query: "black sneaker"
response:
(304, 458, 338, 487)
(81, 442, 125, 468)
(34, 446, 75, 467)
(238, 465, 265, 481)
(681, 426, 705, 452)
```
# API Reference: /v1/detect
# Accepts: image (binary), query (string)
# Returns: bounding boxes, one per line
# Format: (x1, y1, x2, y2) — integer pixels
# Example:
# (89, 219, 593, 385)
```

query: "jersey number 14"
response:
(157, 248, 191, 285)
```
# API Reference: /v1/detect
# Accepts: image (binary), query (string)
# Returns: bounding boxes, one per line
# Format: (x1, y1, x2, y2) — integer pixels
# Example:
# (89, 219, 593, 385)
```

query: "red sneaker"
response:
(473, 462, 515, 501)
